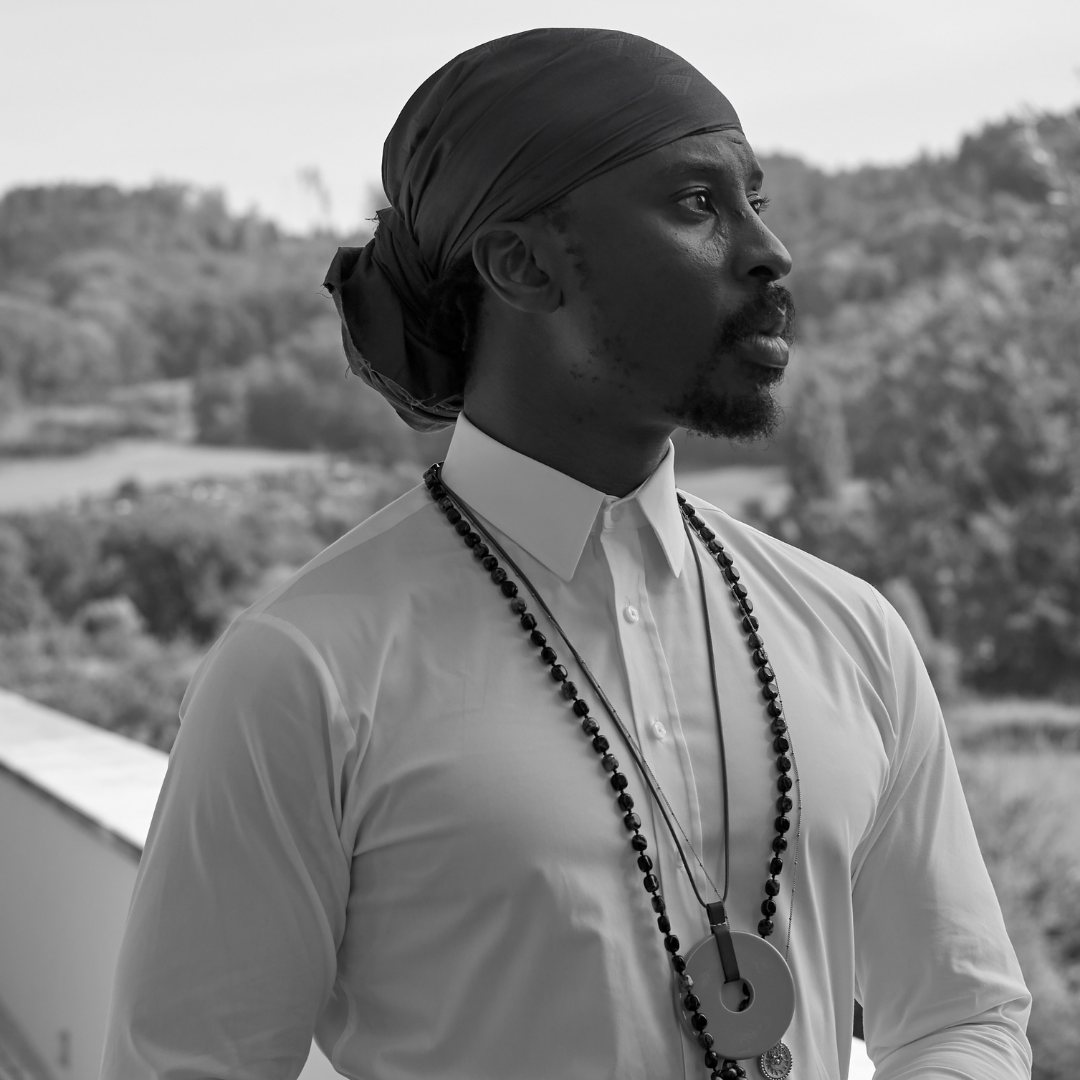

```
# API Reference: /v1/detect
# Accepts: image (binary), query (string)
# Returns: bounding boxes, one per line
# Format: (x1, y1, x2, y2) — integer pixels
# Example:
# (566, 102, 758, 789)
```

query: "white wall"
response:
(0, 769, 138, 1080)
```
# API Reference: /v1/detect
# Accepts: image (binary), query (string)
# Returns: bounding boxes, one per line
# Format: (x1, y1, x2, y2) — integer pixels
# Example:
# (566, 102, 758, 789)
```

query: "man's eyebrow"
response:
(653, 156, 765, 187)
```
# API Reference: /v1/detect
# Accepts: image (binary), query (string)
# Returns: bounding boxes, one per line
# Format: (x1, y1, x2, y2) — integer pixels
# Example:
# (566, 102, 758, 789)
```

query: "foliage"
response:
(192, 313, 420, 459)
(0, 182, 343, 413)
(0, 462, 415, 750)
(767, 108, 1080, 697)
(0, 178, 418, 461)
(0, 622, 201, 751)
(0, 292, 120, 401)
(98, 503, 261, 640)
(0, 184, 280, 280)
(0, 523, 50, 632)
(0, 110, 1077, 689)
(12, 499, 256, 642)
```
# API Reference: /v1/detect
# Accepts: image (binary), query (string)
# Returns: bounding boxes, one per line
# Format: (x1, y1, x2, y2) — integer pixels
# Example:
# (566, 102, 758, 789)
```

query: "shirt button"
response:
(610, 505, 624, 523)
(651, 720, 667, 741)
(623, 605, 640, 623)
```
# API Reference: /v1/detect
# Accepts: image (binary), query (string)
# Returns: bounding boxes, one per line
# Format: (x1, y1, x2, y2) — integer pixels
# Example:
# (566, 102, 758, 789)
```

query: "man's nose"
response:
(739, 219, 792, 284)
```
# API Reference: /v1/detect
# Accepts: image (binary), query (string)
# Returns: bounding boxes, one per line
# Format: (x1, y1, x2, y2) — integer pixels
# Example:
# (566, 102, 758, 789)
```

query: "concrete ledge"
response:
(0, 688, 167, 858)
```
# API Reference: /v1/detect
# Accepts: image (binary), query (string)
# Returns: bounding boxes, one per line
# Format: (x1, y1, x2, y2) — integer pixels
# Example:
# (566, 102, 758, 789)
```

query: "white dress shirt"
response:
(101, 414, 1031, 1080)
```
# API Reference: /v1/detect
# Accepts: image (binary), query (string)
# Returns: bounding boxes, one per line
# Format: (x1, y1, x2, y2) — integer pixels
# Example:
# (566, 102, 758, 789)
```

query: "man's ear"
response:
(471, 222, 562, 315)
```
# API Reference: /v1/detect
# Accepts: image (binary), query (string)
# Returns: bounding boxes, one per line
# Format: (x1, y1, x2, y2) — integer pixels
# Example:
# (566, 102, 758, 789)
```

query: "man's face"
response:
(546, 130, 795, 441)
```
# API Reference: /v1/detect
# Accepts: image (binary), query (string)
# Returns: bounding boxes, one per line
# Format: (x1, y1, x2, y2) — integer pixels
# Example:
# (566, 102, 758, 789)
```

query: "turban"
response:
(324, 27, 742, 430)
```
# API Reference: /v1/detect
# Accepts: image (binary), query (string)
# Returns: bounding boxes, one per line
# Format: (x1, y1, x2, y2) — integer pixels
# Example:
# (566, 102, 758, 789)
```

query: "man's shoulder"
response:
(244, 481, 450, 627)
(682, 490, 875, 588)
(679, 490, 890, 647)
(182, 482, 457, 711)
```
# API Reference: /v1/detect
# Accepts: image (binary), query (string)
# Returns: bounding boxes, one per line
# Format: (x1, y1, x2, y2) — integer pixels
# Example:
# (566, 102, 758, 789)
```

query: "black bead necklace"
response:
(423, 463, 802, 1080)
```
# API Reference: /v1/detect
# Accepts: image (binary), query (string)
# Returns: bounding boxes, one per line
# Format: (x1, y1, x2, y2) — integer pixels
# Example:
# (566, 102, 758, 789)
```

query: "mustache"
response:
(716, 285, 798, 352)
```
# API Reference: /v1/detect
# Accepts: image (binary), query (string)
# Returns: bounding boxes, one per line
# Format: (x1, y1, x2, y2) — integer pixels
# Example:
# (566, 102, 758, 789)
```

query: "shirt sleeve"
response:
(850, 590, 1032, 1079)
(100, 613, 354, 1080)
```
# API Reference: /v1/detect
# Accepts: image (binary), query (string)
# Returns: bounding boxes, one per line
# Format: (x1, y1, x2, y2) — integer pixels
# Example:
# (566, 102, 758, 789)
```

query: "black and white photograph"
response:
(0, 3, 1078, 1079)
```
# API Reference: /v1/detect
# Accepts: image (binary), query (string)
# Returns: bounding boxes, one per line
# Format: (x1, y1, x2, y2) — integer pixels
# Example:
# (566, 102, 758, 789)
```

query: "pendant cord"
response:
(784, 728, 802, 962)
(683, 499, 804, 965)
(686, 517, 731, 905)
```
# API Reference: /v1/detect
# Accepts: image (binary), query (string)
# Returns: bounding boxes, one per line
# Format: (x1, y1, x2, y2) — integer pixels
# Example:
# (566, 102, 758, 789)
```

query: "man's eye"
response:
(680, 191, 714, 215)
(749, 193, 771, 216)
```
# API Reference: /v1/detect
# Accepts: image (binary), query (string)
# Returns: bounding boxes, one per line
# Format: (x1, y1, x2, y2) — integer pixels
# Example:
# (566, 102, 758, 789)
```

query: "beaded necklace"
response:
(423, 463, 802, 1080)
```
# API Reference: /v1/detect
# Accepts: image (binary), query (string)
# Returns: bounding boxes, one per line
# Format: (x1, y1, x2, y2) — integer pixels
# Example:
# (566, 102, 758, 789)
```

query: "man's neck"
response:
(461, 398, 673, 498)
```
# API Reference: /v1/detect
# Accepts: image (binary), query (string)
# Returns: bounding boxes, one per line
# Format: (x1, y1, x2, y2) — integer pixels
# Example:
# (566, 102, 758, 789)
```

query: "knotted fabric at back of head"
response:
(323, 27, 742, 430)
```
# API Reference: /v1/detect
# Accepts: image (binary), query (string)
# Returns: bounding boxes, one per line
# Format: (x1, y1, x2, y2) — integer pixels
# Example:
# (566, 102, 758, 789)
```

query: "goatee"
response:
(668, 285, 796, 441)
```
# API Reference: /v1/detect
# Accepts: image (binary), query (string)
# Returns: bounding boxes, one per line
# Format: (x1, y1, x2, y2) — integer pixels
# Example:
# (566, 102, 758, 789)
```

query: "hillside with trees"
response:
(761, 109, 1080, 698)
(1, 109, 1078, 703)
(0, 184, 422, 460)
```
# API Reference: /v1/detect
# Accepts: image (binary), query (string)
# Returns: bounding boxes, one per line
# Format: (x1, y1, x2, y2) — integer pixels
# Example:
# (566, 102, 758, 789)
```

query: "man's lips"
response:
(733, 333, 790, 370)
(734, 306, 791, 369)
(716, 287, 796, 370)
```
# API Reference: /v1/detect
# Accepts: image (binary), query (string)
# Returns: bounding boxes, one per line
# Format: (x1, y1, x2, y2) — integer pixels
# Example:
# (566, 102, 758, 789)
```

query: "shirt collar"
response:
(440, 413, 686, 582)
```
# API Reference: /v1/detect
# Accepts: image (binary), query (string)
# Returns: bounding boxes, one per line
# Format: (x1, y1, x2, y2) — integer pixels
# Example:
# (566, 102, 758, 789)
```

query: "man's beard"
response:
(668, 285, 797, 442)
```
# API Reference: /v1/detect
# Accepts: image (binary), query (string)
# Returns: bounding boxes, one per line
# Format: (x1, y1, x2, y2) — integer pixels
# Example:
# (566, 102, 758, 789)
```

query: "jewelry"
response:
(759, 1040, 795, 1079)
(423, 464, 800, 1080)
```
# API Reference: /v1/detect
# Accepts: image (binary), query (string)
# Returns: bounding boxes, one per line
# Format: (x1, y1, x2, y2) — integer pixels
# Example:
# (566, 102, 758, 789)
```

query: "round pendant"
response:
(759, 1039, 793, 1079)
(679, 931, 795, 1061)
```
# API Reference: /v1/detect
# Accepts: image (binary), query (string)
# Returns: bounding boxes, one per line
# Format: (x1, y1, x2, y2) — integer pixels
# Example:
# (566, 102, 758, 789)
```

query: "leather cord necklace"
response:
(424, 464, 802, 1080)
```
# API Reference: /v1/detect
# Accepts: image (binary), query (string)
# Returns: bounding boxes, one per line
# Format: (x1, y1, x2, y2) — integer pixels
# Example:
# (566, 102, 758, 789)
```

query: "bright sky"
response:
(4, 0, 1078, 232)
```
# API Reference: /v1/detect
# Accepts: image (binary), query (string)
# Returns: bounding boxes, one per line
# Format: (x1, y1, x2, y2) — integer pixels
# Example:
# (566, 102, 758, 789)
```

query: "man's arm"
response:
(851, 591, 1032, 1079)
(100, 614, 354, 1080)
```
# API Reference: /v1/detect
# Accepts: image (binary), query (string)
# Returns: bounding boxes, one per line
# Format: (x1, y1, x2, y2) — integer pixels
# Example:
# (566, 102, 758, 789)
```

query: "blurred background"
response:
(0, 2, 1078, 1079)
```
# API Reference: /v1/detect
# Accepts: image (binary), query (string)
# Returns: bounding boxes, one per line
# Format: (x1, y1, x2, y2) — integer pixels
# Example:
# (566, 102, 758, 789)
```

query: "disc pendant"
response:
(759, 1039, 793, 1079)
(679, 931, 795, 1061)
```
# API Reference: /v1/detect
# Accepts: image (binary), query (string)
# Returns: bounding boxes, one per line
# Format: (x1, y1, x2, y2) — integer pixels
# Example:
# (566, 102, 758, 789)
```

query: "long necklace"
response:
(424, 463, 802, 1080)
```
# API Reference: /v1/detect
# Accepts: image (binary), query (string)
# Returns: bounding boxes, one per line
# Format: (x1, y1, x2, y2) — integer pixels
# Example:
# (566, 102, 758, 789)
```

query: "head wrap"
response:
(324, 27, 742, 430)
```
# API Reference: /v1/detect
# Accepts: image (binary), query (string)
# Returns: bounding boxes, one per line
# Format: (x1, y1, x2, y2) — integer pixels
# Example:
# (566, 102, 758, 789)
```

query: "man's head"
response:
(325, 28, 794, 444)
(462, 129, 794, 445)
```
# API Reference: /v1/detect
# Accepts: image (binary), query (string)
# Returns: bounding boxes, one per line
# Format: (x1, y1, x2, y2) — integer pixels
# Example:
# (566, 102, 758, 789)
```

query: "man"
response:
(101, 28, 1032, 1080)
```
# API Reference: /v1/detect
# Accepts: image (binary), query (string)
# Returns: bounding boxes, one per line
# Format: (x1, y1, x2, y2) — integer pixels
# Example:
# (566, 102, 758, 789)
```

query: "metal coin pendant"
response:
(759, 1039, 793, 1079)
(680, 931, 795, 1061)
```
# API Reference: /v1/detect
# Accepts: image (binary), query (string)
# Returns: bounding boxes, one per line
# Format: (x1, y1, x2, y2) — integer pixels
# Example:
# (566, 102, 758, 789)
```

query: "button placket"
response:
(601, 512, 704, 994)
(600, 529, 672, 868)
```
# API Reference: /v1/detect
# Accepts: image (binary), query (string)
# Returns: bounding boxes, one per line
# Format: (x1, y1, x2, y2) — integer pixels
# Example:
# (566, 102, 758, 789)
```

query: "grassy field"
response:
(946, 699, 1080, 1080)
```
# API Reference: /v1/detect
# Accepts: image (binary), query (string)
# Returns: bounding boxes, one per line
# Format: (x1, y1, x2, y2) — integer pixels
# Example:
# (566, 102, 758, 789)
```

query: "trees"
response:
(191, 313, 419, 460)
(2, 109, 1079, 694)
(0, 182, 332, 394)
(853, 271, 1080, 693)
(771, 108, 1080, 697)
(0, 293, 121, 400)
(0, 524, 49, 632)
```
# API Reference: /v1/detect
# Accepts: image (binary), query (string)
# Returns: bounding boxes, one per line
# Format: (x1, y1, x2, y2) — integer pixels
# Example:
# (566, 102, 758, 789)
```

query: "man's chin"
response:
(669, 377, 784, 442)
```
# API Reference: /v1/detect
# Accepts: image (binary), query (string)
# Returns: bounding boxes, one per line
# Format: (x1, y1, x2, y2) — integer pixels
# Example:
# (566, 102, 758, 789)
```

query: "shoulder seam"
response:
(223, 611, 356, 869)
